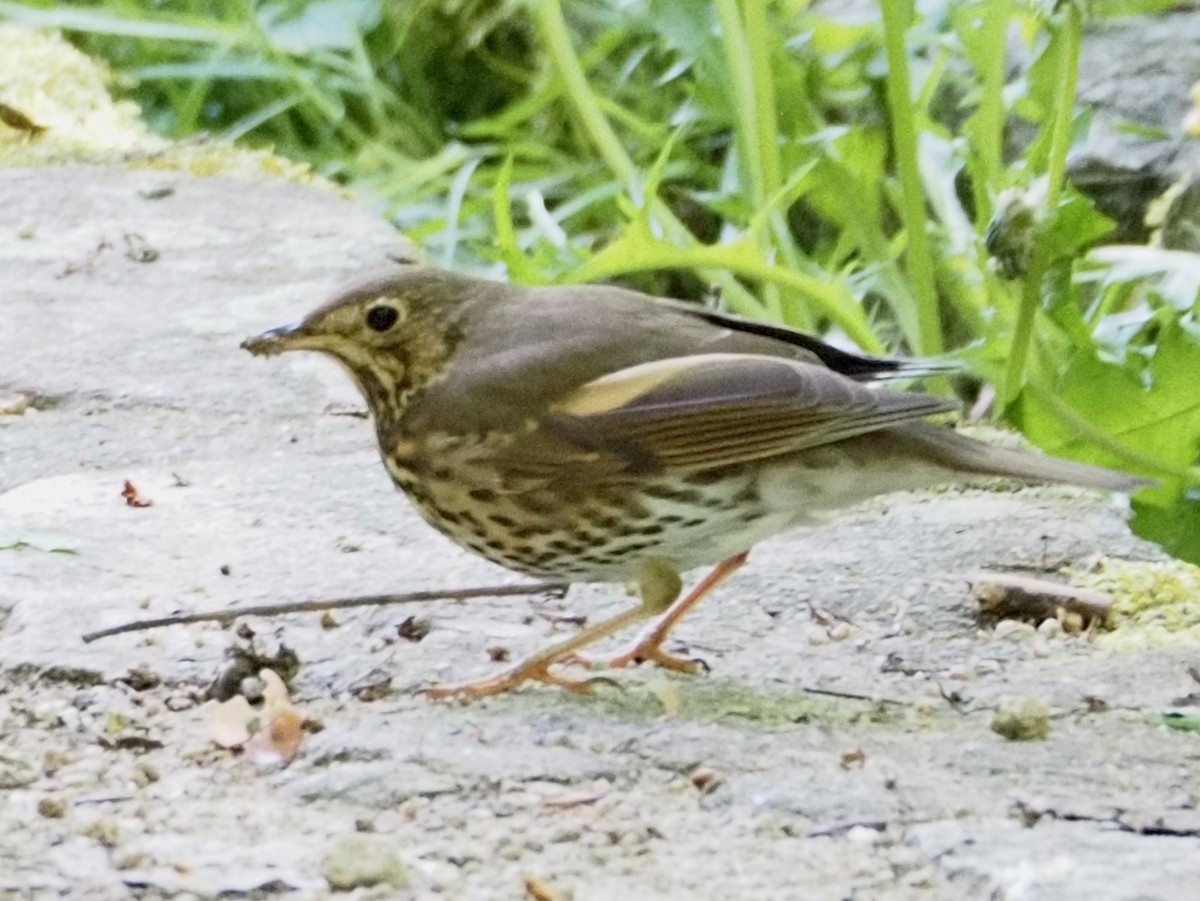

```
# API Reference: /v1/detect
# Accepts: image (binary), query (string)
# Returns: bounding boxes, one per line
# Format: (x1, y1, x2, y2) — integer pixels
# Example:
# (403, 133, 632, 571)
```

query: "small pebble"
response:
(240, 676, 265, 702)
(131, 762, 159, 788)
(846, 824, 880, 845)
(323, 835, 409, 891)
(80, 819, 119, 848)
(38, 797, 67, 819)
(993, 620, 1037, 642)
(992, 698, 1051, 741)
(689, 766, 723, 794)
(827, 622, 853, 642)
(804, 625, 830, 646)
(1037, 617, 1063, 639)
(164, 694, 195, 712)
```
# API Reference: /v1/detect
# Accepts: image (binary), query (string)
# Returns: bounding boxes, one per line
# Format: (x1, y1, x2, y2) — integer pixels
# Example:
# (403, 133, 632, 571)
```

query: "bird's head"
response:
(241, 264, 474, 425)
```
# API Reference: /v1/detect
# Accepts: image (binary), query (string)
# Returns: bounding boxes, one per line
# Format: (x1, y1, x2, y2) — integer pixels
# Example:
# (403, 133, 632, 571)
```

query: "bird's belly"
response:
(383, 451, 807, 581)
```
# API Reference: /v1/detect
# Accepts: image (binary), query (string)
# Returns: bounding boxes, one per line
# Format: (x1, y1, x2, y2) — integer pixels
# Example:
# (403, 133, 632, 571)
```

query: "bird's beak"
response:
(240, 322, 321, 357)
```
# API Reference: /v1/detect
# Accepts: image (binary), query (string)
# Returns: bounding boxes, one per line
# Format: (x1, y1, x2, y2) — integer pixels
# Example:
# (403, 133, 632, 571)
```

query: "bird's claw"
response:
(420, 661, 620, 701)
(568, 644, 709, 675)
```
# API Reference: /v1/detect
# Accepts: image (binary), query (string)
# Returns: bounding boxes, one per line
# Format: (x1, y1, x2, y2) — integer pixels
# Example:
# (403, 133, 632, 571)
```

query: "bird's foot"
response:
(569, 639, 709, 675)
(422, 658, 618, 701)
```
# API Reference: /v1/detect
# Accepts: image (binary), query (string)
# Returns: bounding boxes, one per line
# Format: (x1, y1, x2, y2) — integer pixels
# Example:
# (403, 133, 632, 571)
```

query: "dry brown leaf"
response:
(243, 709, 305, 767)
(121, 479, 153, 508)
(208, 668, 307, 766)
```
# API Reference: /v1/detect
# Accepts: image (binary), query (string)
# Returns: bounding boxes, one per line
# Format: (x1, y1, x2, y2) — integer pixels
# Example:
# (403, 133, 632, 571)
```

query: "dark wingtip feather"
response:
(681, 305, 960, 381)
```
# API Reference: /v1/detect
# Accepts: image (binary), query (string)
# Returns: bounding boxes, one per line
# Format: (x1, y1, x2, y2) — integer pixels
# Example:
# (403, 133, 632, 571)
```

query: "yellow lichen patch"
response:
(0, 23, 312, 183)
(1075, 557, 1200, 648)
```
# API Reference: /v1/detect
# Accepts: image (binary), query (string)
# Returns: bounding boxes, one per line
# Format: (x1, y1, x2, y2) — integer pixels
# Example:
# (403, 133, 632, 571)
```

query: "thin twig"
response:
(800, 686, 906, 706)
(81, 582, 569, 643)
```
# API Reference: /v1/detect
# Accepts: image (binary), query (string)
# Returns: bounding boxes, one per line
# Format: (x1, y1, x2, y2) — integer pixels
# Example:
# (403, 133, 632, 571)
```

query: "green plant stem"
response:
(716, 0, 764, 204)
(1044, 5, 1082, 210)
(715, 0, 784, 320)
(1003, 260, 1047, 408)
(532, 0, 635, 186)
(879, 0, 942, 357)
(530, 0, 769, 324)
(1001, 4, 1082, 408)
(571, 243, 885, 354)
(743, 0, 808, 326)
(742, 0, 783, 208)
(972, 0, 1010, 225)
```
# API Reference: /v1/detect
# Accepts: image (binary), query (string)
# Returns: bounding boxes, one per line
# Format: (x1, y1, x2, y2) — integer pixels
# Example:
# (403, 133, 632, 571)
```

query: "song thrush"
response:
(242, 264, 1147, 699)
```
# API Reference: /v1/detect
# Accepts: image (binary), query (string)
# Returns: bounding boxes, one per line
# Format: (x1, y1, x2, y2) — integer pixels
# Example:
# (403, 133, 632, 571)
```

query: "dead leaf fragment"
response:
(121, 480, 153, 508)
(243, 708, 305, 767)
(350, 676, 393, 703)
(0, 393, 32, 415)
(118, 665, 161, 692)
(209, 668, 307, 766)
(840, 748, 866, 770)
(541, 790, 604, 810)
(689, 766, 722, 794)
(211, 695, 256, 749)
(524, 874, 566, 901)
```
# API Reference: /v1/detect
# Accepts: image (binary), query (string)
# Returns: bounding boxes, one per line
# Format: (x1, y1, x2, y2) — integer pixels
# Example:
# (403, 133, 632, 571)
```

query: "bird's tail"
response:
(893, 422, 1153, 493)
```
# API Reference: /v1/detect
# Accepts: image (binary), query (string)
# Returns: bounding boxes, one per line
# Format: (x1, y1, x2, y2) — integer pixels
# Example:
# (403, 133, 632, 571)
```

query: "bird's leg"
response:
(572, 552, 749, 673)
(422, 560, 682, 701)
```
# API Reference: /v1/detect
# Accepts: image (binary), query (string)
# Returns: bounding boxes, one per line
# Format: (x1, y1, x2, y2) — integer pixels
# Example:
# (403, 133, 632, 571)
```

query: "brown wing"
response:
(495, 353, 955, 479)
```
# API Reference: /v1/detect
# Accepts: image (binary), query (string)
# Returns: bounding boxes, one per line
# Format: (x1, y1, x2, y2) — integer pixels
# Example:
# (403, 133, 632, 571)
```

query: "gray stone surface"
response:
(1, 166, 1197, 900)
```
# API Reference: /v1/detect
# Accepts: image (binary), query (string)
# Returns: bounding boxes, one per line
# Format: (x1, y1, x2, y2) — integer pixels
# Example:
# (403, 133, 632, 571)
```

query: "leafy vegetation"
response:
(1, 0, 1197, 560)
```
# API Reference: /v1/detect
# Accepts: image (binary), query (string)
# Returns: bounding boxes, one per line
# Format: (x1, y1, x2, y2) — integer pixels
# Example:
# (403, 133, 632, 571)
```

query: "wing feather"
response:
(529, 353, 955, 475)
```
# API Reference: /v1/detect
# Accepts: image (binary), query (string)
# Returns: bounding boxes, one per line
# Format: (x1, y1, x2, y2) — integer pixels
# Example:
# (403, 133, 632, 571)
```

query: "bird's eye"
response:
(365, 305, 400, 332)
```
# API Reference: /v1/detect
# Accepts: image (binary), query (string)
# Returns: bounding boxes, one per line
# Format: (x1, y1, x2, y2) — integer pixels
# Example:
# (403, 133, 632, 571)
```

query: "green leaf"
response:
(1132, 491, 1200, 565)
(1040, 188, 1115, 263)
(1014, 319, 1200, 475)
(490, 155, 545, 285)
(1148, 711, 1200, 734)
